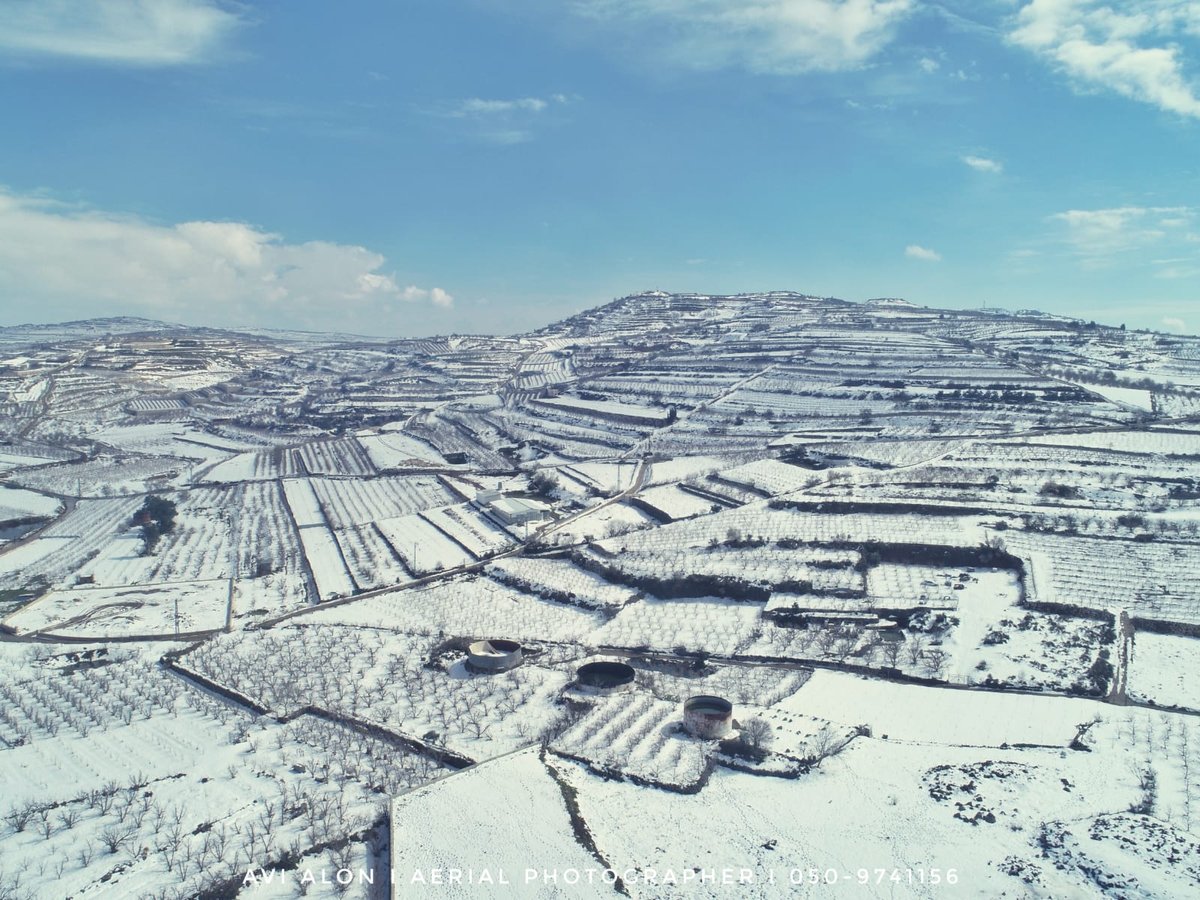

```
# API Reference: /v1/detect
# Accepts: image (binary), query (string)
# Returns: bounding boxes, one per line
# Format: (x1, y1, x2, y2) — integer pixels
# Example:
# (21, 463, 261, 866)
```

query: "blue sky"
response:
(0, 0, 1197, 336)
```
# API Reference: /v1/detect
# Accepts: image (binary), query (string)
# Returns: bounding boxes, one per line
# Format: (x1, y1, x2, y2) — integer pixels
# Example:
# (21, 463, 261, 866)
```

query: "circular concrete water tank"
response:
(575, 661, 636, 693)
(466, 639, 523, 673)
(683, 695, 734, 739)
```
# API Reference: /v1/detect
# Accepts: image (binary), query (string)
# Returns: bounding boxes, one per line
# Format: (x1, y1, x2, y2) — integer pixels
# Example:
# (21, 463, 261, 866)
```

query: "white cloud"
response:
(445, 94, 573, 144)
(1162, 315, 1187, 330)
(573, 0, 916, 74)
(453, 97, 552, 117)
(905, 243, 942, 261)
(918, 56, 940, 73)
(1051, 205, 1193, 254)
(1010, 0, 1200, 118)
(0, 0, 241, 66)
(0, 190, 451, 330)
(962, 154, 1003, 173)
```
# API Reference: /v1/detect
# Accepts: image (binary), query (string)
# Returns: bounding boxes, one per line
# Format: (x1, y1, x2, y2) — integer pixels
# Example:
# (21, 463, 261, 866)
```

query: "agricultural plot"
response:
(281, 477, 326, 528)
(546, 499, 656, 543)
(784, 669, 1092, 747)
(1010, 531, 1200, 626)
(552, 693, 709, 789)
(295, 437, 377, 477)
(532, 395, 672, 425)
(578, 543, 863, 598)
(0, 643, 430, 899)
(306, 576, 605, 644)
(311, 474, 455, 529)
(0, 485, 61, 520)
(591, 596, 765, 656)
(600, 503, 989, 557)
(0, 446, 67, 472)
(1127, 632, 1200, 711)
(333, 523, 412, 591)
(375, 513, 475, 575)
(1026, 428, 1200, 456)
(296, 524, 356, 600)
(199, 447, 293, 482)
(181, 625, 571, 757)
(0, 496, 142, 591)
(90, 423, 250, 464)
(636, 483, 723, 521)
(3, 578, 228, 638)
(422, 503, 515, 557)
(717, 457, 817, 495)
(391, 749, 602, 892)
(487, 556, 637, 610)
(77, 487, 240, 587)
(8, 454, 185, 497)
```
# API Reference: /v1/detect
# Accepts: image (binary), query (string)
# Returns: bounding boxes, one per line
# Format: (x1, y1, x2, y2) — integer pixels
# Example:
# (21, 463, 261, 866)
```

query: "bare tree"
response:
(740, 717, 774, 751)
(99, 825, 135, 854)
(904, 634, 928, 667)
(922, 648, 950, 680)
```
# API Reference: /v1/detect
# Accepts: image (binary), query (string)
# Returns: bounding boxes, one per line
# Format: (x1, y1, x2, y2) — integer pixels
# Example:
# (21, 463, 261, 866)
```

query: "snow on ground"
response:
(637, 484, 722, 520)
(305, 576, 604, 643)
(0, 535, 75, 577)
(644, 455, 728, 486)
(1127, 631, 1200, 710)
(1027, 429, 1200, 455)
(547, 499, 655, 543)
(592, 596, 763, 656)
(359, 431, 444, 469)
(0, 641, 415, 899)
(0, 485, 62, 519)
(3, 578, 229, 637)
(91, 422, 247, 462)
(0, 448, 61, 472)
(282, 478, 326, 527)
(375, 512, 475, 575)
(391, 748, 600, 897)
(564, 460, 638, 493)
(199, 450, 262, 482)
(553, 734, 1171, 899)
(296, 525, 356, 599)
(391, 724, 1190, 900)
(534, 395, 671, 422)
(1067, 382, 1155, 411)
(784, 669, 1097, 747)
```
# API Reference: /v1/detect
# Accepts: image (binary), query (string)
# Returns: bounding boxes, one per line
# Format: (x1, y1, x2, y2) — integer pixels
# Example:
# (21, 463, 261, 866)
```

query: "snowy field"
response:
(1127, 631, 1200, 710)
(2, 294, 1200, 897)
(3, 578, 229, 637)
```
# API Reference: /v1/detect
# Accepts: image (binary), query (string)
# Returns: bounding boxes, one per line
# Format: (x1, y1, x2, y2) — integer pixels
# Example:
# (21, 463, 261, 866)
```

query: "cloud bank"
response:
(0, 190, 451, 330)
(1010, 0, 1200, 118)
(0, 0, 242, 65)
(573, 0, 916, 74)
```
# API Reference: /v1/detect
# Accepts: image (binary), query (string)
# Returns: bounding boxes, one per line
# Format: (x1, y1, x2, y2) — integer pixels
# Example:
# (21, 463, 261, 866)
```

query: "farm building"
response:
(487, 496, 543, 526)
(466, 639, 523, 673)
(683, 695, 734, 739)
(575, 660, 636, 694)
